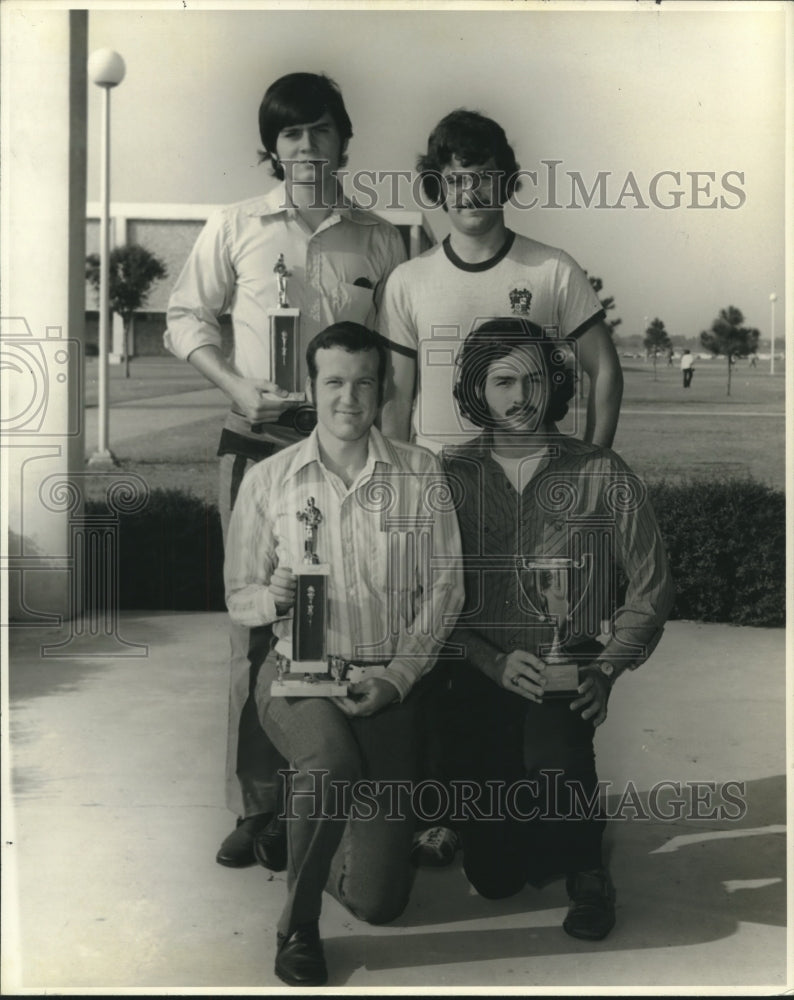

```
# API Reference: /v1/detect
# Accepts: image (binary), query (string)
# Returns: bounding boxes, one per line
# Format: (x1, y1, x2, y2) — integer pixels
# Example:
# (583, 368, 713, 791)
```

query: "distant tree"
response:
(700, 305, 760, 396)
(86, 244, 167, 378)
(643, 317, 672, 381)
(585, 273, 622, 334)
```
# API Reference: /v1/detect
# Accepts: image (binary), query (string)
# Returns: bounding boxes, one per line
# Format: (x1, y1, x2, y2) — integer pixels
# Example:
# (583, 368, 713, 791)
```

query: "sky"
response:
(81, 2, 789, 347)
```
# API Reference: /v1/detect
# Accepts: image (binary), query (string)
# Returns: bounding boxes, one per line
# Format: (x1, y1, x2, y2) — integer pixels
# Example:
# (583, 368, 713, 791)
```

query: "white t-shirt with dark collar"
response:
(380, 230, 604, 451)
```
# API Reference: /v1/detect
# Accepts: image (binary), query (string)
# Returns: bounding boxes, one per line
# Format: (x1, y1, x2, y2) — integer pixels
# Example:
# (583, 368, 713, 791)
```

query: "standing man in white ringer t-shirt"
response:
(379, 109, 624, 866)
(380, 108, 622, 453)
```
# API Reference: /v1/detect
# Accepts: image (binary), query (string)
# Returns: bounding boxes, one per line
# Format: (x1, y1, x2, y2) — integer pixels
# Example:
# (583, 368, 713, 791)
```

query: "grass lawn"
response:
(83, 355, 210, 407)
(609, 361, 784, 488)
(81, 356, 785, 502)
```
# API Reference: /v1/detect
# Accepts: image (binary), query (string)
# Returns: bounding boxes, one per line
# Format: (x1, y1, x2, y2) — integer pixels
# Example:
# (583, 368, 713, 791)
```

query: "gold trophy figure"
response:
(270, 497, 349, 697)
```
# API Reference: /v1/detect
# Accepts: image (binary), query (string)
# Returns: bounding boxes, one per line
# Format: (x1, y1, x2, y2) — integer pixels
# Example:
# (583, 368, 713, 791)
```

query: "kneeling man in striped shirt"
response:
(225, 322, 463, 987)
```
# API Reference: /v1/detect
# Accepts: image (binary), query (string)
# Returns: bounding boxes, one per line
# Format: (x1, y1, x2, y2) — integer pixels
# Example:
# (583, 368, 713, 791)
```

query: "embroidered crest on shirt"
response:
(509, 288, 533, 315)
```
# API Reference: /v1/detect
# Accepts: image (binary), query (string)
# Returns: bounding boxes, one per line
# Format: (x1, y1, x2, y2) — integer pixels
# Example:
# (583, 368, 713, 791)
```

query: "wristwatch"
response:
(596, 661, 616, 684)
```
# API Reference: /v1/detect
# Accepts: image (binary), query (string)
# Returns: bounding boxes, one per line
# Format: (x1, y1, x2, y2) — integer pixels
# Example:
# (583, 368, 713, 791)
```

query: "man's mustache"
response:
(505, 401, 537, 418)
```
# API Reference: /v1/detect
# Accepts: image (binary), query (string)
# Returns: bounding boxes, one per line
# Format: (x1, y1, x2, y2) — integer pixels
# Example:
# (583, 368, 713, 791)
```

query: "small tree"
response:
(585, 273, 622, 335)
(86, 244, 167, 377)
(643, 317, 672, 381)
(700, 306, 760, 396)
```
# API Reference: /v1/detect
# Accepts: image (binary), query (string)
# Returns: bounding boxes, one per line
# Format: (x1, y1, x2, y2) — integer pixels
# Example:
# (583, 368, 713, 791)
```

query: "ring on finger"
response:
(510, 675, 520, 687)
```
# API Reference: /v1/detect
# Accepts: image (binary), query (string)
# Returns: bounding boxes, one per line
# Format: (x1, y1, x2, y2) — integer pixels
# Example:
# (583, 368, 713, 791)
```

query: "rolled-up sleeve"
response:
(164, 210, 235, 361)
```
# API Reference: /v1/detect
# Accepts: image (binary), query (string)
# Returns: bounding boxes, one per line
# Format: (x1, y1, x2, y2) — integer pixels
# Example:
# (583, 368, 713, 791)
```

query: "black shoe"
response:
(275, 921, 327, 987)
(253, 815, 288, 872)
(563, 868, 616, 941)
(215, 813, 272, 868)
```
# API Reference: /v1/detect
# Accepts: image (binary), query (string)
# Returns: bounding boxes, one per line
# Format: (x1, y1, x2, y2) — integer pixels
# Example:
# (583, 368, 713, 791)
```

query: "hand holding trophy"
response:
(270, 497, 350, 697)
(265, 254, 316, 435)
(515, 556, 585, 699)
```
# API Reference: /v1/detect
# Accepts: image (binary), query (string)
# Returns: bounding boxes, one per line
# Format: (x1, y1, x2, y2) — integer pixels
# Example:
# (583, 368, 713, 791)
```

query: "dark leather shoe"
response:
(563, 868, 616, 941)
(253, 815, 288, 872)
(275, 922, 327, 987)
(215, 813, 272, 868)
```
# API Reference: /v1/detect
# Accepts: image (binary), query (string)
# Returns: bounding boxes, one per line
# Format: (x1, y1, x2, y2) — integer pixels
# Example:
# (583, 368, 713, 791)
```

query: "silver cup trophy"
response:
(515, 555, 592, 698)
(271, 497, 349, 697)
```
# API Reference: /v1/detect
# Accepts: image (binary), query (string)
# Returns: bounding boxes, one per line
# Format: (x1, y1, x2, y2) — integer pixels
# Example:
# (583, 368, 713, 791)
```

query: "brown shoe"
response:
(563, 868, 616, 941)
(215, 814, 272, 868)
(275, 921, 327, 987)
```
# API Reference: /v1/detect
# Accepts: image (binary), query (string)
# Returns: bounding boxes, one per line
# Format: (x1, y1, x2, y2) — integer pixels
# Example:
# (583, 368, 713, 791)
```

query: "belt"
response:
(217, 428, 277, 461)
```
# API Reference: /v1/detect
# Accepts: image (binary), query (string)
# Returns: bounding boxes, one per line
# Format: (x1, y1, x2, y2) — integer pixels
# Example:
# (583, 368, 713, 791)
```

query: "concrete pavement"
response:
(84, 385, 228, 451)
(4, 615, 788, 993)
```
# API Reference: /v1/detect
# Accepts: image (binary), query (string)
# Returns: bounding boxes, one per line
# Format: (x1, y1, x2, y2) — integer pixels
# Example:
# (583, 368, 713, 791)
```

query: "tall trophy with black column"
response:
(271, 497, 350, 697)
(265, 254, 318, 436)
(269, 253, 300, 393)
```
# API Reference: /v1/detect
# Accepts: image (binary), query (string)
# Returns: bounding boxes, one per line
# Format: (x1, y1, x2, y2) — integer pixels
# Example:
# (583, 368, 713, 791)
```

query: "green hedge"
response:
(86, 489, 225, 611)
(648, 478, 784, 626)
(86, 478, 784, 626)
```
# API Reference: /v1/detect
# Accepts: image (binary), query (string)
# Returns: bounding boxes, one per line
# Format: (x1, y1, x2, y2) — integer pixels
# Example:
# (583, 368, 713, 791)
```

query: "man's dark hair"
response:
(417, 109, 522, 208)
(258, 72, 353, 180)
(306, 322, 387, 405)
(453, 318, 575, 429)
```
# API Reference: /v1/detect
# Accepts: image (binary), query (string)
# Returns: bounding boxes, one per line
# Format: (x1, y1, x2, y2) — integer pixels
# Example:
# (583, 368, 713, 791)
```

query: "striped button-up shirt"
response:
(225, 427, 464, 701)
(442, 433, 674, 670)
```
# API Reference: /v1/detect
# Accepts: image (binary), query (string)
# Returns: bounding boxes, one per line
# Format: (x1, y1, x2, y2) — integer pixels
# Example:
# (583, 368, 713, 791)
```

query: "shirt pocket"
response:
(322, 281, 376, 327)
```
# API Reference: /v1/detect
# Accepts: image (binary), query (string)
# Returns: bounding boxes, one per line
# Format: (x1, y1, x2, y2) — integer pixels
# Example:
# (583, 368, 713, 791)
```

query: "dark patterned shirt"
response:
(442, 433, 674, 671)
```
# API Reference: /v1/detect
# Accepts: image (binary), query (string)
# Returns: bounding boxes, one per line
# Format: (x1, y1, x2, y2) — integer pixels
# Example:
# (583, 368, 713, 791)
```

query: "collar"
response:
(446, 429, 579, 463)
(282, 425, 397, 484)
(245, 182, 382, 227)
(443, 230, 515, 272)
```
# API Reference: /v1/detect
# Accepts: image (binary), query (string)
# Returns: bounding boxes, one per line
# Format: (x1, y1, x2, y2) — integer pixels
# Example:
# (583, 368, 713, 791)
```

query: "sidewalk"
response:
(84, 386, 228, 450)
(4, 616, 788, 993)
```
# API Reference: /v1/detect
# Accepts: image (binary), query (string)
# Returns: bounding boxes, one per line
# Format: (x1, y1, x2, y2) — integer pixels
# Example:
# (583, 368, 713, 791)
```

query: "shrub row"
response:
(86, 477, 784, 626)
(648, 478, 784, 626)
(86, 489, 225, 612)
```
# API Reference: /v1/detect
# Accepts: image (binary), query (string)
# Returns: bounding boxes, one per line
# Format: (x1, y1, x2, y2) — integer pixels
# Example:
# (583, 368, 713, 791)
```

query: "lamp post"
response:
(769, 292, 777, 376)
(87, 48, 125, 467)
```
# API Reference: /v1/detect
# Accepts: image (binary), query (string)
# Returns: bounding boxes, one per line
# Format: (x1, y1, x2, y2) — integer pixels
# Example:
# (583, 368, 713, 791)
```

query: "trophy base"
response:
(542, 661, 582, 700)
(271, 673, 349, 698)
